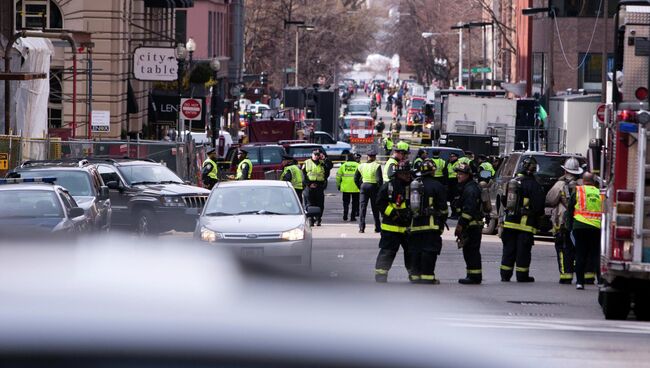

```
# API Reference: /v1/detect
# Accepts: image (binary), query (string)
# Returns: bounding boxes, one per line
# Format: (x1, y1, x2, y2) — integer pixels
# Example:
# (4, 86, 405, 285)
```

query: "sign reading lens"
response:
(133, 47, 178, 81)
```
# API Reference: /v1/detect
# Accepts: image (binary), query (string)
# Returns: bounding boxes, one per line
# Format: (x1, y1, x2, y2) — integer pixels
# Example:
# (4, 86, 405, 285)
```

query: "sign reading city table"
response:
(91, 110, 110, 133)
(180, 98, 202, 121)
(133, 47, 178, 81)
(0, 153, 7, 170)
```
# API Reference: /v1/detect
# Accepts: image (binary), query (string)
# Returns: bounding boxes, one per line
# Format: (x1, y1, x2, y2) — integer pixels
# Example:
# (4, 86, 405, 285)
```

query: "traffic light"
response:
(260, 72, 268, 86)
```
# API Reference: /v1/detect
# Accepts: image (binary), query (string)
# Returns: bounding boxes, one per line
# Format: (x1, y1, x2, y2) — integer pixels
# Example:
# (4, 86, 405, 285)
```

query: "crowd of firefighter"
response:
(199, 141, 603, 289)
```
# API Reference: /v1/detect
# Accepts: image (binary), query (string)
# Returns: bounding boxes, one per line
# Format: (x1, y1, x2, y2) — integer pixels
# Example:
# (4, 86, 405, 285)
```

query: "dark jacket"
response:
(411, 175, 448, 233)
(455, 179, 483, 227)
(377, 179, 411, 231)
(501, 173, 545, 232)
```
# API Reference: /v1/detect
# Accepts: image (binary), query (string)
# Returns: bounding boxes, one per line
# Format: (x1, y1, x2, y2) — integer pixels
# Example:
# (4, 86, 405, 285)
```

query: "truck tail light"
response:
(615, 227, 633, 240)
(613, 190, 634, 260)
(636, 87, 649, 101)
(618, 110, 637, 123)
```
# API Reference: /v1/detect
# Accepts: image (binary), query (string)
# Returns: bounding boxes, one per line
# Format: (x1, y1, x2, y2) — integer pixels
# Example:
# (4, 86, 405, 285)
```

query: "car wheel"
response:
(633, 293, 650, 321)
(136, 209, 157, 236)
(602, 290, 631, 320)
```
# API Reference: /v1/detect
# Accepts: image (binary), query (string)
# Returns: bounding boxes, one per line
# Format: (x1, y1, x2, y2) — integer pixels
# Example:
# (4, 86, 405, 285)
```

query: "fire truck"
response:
(599, 1, 650, 321)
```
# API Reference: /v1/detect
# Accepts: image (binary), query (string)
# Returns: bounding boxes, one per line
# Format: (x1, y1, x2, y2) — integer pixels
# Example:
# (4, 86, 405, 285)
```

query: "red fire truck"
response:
(599, 1, 650, 321)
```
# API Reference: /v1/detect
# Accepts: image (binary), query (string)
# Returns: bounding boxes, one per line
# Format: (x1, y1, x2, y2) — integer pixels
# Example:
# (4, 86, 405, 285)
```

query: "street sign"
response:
(596, 103, 606, 123)
(283, 67, 296, 73)
(471, 67, 492, 73)
(180, 98, 202, 121)
(133, 47, 178, 81)
(0, 153, 7, 170)
(91, 110, 110, 133)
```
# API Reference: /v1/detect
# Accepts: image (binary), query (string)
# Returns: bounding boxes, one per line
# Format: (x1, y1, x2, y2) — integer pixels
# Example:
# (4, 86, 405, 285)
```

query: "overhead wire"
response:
(552, 0, 604, 71)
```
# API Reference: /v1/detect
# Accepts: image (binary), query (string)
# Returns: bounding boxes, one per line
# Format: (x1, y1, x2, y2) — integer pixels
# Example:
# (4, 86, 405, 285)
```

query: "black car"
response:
(420, 146, 465, 162)
(485, 151, 587, 235)
(90, 158, 210, 235)
(9, 159, 111, 232)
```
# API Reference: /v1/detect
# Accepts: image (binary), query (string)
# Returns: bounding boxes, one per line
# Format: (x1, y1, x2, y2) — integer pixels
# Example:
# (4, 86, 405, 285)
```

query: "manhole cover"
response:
(507, 301, 565, 306)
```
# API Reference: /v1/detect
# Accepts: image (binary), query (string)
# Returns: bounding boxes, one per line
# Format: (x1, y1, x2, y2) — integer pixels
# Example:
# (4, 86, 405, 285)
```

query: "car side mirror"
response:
(106, 181, 121, 190)
(306, 206, 320, 216)
(99, 186, 110, 200)
(69, 207, 85, 218)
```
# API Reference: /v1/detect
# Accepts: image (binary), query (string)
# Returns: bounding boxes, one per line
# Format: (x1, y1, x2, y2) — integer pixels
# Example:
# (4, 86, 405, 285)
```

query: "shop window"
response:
(15, 0, 63, 30)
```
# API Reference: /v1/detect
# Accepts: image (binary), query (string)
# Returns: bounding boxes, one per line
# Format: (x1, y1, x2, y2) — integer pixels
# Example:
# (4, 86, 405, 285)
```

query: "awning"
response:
(144, 0, 194, 8)
(174, 0, 194, 7)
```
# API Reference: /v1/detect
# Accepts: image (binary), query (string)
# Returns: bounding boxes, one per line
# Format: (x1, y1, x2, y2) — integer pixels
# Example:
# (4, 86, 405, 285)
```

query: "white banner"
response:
(91, 110, 110, 132)
(133, 47, 178, 81)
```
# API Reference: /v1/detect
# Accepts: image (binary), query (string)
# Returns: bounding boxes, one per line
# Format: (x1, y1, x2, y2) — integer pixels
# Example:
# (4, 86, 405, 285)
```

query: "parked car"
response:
(284, 143, 325, 164)
(195, 180, 316, 269)
(0, 177, 88, 237)
(312, 131, 351, 160)
(485, 151, 587, 235)
(222, 144, 287, 179)
(90, 158, 210, 235)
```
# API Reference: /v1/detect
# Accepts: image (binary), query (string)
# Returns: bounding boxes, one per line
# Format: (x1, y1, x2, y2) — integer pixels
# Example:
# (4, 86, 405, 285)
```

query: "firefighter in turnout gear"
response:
(281, 155, 304, 203)
(453, 163, 484, 284)
(430, 150, 447, 185)
(545, 157, 582, 284)
(355, 150, 383, 233)
(374, 160, 413, 283)
(235, 149, 253, 180)
(566, 172, 603, 290)
(446, 152, 461, 219)
(500, 157, 545, 282)
(408, 159, 448, 284)
(337, 153, 360, 221)
(412, 148, 428, 171)
(303, 149, 327, 227)
(201, 148, 219, 189)
(383, 141, 409, 182)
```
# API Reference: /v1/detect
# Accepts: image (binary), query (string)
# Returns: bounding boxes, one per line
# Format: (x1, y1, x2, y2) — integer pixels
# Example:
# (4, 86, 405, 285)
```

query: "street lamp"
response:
(175, 43, 187, 140)
(451, 22, 467, 88)
(186, 37, 196, 67)
(210, 56, 221, 148)
(295, 24, 315, 87)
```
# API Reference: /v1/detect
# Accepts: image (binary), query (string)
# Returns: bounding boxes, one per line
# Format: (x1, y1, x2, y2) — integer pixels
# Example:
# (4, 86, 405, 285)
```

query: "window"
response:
(15, 1, 63, 30)
(261, 148, 283, 164)
(532, 53, 545, 97)
(550, 0, 617, 18)
(49, 68, 63, 129)
(208, 11, 213, 57)
(175, 10, 187, 44)
(501, 155, 520, 178)
(578, 53, 614, 91)
(97, 165, 123, 186)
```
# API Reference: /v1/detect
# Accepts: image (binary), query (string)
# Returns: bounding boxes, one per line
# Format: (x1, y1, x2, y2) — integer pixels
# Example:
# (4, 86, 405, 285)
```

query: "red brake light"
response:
(617, 190, 635, 202)
(618, 110, 637, 122)
(635, 87, 649, 101)
(615, 227, 633, 240)
(612, 240, 624, 260)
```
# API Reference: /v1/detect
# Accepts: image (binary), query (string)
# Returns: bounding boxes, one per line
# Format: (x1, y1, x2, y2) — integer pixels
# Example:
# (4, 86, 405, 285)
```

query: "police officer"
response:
(384, 134, 394, 156)
(454, 163, 484, 284)
(303, 149, 327, 226)
(374, 160, 412, 283)
(236, 149, 253, 180)
(545, 157, 582, 284)
(355, 150, 383, 233)
(281, 155, 304, 203)
(446, 152, 460, 219)
(477, 154, 495, 178)
(383, 141, 409, 182)
(412, 148, 428, 171)
(337, 153, 360, 221)
(500, 157, 545, 282)
(430, 150, 447, 185)
(459, 151, 477, 174)
(201, 148, 219, 189)
(567, 172, 603, 290)
(408, 159, 448, 284)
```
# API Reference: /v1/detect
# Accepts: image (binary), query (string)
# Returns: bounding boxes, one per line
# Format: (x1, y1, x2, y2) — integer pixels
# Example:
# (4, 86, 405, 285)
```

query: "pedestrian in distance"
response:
(546, 157, 582, 284)
(375, 118, 385, 134)
(281, 155, 304, 204)
(302, 149, 327, 227)
(567, 172, 603, 290)
(201, 148, 219, 190)
(337, 153, 361, 222)
(374, 160, 413, 283)
(408, 159, 448, 284)
(499, 157, 545, 283)
(355, 150, 383, 233)
(453, 163, 484, 285)
(235, 149, 253, 180)
(446, 153, 461, 219)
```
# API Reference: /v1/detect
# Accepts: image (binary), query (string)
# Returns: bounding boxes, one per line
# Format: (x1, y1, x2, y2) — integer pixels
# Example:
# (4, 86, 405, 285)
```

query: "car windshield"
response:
(287, 147, 319, 159)
(348, 104, 370, 113)
(204, 186, 301, 215)
(118, 165, 184, 185)
(18, 170, 93, 197)
(0, 190, 63, 218)
(528, 155, 585, 178)
(410, 99, 425, 109)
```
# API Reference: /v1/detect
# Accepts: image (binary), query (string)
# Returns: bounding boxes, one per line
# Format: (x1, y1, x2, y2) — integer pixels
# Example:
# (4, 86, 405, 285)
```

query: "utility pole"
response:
(601, 0, 608, 103)
(467, 27, 472, 89)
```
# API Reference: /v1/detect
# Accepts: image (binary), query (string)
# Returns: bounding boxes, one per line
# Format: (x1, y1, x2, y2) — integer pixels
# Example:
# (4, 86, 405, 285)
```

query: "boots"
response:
(458, 277, 481, 285)
(375, 274, 388, 283)
(517, 275, 535, 283)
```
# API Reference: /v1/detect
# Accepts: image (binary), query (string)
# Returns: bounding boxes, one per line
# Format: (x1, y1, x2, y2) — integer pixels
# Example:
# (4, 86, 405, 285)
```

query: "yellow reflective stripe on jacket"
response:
(410, 216, 439, 232)
(574, 185, 602, 229)
(381, 222, 407, 233)
(503, 197, 537, 233)
(467, 269, 482, 274)
(432, 158, 445, 177)
(203, 158, 219, 179)
(382, 158, 398, 182)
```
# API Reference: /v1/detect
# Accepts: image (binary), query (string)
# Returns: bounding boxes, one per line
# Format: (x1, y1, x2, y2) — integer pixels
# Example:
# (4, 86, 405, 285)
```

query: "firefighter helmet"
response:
(454, 162, 472, 175)
(561, 157, 583, 175)
(419, 158, 436, 175)
(390, 160, 412, 178)
(395, 141, 410, 152)
(520, 156, 538, 174)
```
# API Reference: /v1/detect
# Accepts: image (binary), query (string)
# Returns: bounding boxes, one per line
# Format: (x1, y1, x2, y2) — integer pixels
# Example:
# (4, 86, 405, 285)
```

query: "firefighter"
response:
(374, 160, 413, 283)
(281, 155, 304, 203)
(408, 159, 448, 284)
(302, 149, 327, 227)
(499, 157, 545, 282)
(453, 163, 484, 284)
(412, 148, 428, 171)
(383, 134, 394, 156)
(201, 148, 219, 190)
(446, 152, 460, 219)
(336, 153, 360, 221)
(545, 157, 582, 284)
(567, 172, 603, 290)
(382, 141, 409, 182)
(477, 154, 495, 179)
(355, 150, 383, 233)
(235, 149, 253, 180)
(430, 150, 447, 185)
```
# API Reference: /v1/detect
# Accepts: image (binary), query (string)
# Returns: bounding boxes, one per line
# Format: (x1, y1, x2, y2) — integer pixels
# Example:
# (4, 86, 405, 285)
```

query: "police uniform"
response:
(201, 149, 219, 189)
(454, 164, 484, 284)
(355, 152, 383, 233)
(302, 155, 327, 226)
(281, 156, 304, 203)
(408, 160, 448, 284)
(337, 156, 360, 221)
(567, 184, 603, 287)
(431, 156, 446, 184)
(374, 162, 412, 283)
(236, 150, 253, 180)
(478, 161, 495, 177)
(384, 136, 394, 156)
(500, 162, 545, 283)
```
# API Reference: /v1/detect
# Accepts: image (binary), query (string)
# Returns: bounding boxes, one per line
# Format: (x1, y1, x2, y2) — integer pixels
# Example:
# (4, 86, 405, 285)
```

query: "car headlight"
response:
(161, 196, 185, 207)
(281, 226, 305, 241)
(200, 226, 223, 242)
